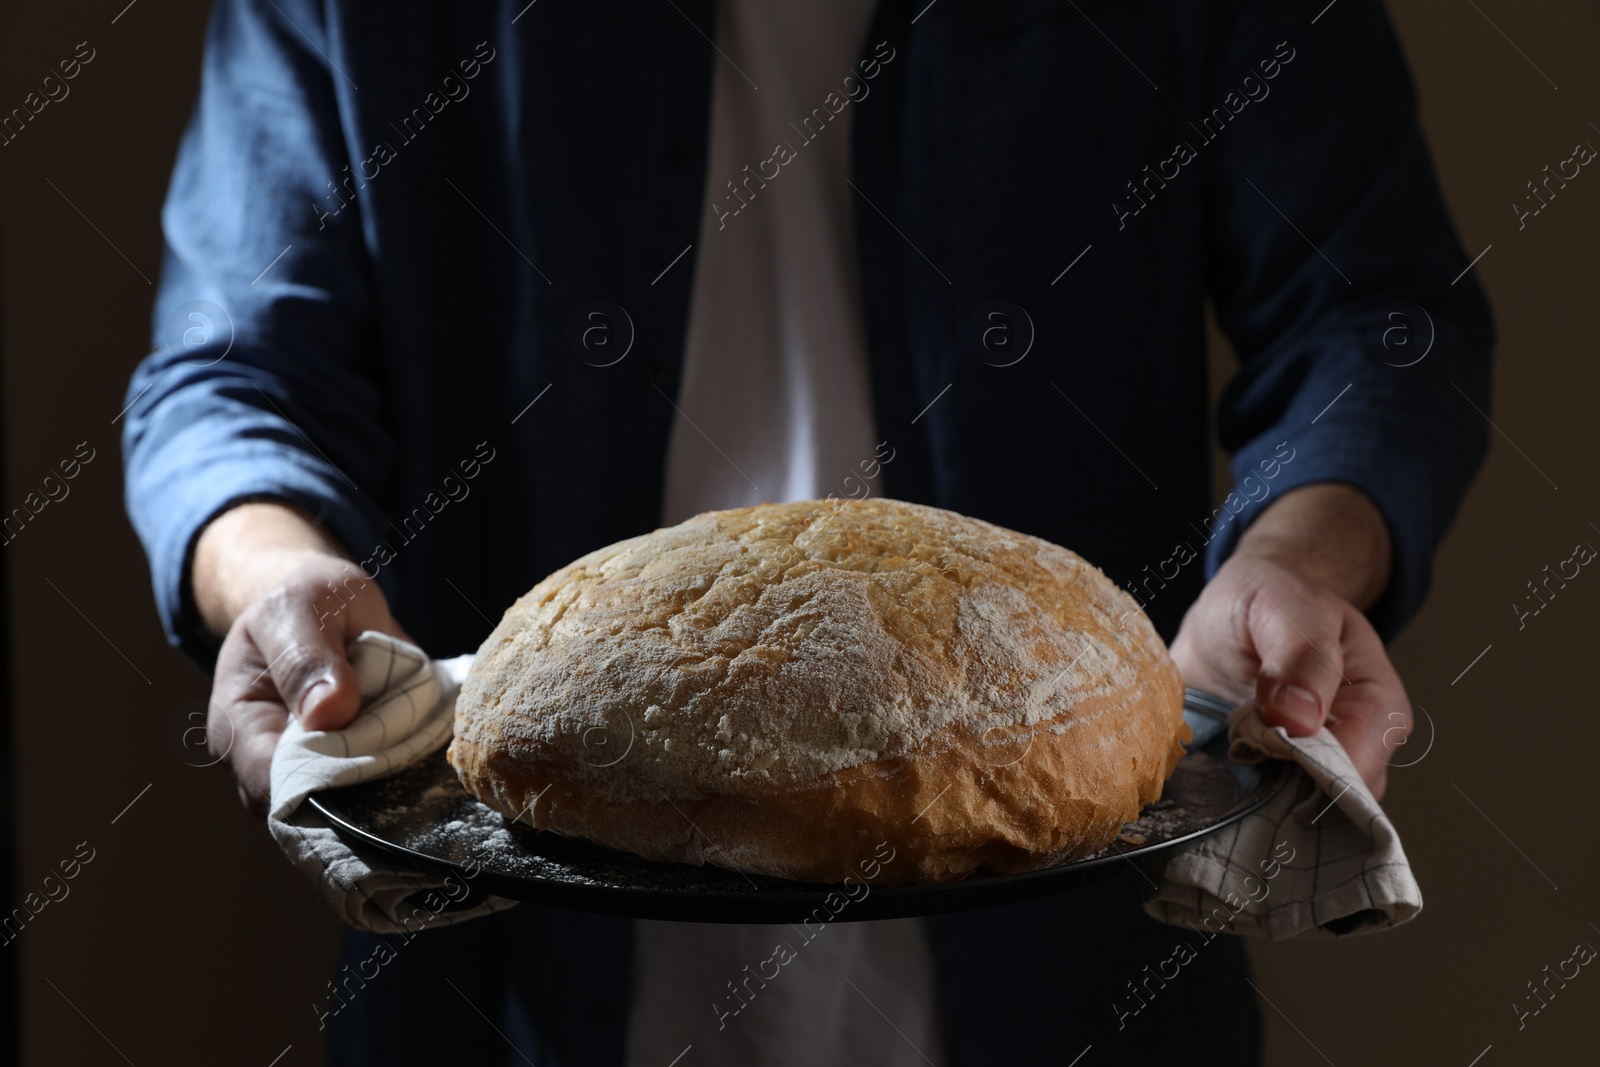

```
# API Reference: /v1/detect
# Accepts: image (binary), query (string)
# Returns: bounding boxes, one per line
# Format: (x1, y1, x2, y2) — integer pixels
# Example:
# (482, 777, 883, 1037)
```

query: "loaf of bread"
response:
(448, 498, 1188, 885)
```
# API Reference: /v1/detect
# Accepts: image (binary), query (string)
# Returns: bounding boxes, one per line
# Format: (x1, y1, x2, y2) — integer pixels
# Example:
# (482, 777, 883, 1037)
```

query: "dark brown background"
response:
(3, 2, 1596, 1063)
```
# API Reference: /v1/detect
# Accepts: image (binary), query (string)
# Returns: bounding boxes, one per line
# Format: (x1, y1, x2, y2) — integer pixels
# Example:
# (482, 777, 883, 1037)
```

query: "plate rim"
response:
(305, 687, 1293, 922)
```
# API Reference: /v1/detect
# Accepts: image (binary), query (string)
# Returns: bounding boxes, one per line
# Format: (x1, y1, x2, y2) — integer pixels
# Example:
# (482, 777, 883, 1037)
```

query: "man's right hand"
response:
(193, 503, 411, 817)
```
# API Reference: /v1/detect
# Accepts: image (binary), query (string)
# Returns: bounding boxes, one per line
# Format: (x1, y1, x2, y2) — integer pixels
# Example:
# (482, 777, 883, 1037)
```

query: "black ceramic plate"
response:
(305, 688, 1291, 923)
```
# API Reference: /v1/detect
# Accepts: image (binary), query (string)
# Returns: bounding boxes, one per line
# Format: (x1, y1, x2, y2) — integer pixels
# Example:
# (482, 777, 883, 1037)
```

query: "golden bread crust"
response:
(449, 498, 1187, 885)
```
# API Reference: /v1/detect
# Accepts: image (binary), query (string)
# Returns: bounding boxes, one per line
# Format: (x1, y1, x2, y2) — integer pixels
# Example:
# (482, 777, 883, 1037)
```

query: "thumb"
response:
(294, 657, 362, 732)
(1248, 589, 1347, 737)
(259, 563, 415, 732)
(263, 622, 364, 733)
(248, 592, 367, 732)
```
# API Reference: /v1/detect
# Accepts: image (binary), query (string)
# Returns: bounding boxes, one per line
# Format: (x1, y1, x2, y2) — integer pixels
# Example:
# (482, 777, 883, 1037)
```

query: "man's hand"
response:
(1169, 484, 1411, 799)
(194, 503, 411, 816)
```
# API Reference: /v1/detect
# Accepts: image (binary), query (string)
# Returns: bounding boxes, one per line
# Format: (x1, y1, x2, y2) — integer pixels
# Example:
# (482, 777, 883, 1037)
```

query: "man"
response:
(123, 0, 1491, 1063)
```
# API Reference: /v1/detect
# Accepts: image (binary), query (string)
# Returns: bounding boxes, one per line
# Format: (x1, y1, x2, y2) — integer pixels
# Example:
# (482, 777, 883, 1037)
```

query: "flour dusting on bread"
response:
(450, 499, 1187, 885)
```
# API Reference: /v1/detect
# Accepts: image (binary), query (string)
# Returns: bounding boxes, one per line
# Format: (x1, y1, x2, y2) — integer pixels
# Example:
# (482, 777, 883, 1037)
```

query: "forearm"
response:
(1231, 483, 1393, 611)
(193, 501, 354, 637)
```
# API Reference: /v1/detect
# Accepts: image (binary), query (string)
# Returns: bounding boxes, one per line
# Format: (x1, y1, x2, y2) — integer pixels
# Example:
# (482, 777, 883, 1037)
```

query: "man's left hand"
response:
(1167, 484, 1412, 800)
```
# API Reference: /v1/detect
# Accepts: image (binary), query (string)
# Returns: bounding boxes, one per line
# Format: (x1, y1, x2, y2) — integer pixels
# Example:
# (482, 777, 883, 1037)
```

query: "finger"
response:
(1327, 717, 1391, 802)
(225, 698, 288, 819)
(1168, 588, 1261, 705)
(1324, 607, 1411, 800)
(1246, 583, 1347, 735)
(207, 625, 289, 814)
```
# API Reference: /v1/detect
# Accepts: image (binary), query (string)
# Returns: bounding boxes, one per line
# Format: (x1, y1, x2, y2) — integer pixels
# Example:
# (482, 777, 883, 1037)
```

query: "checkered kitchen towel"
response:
(268, 631, 519, 932)
(1142, 699, 1424, 939)
(274, 637, 1421, 938)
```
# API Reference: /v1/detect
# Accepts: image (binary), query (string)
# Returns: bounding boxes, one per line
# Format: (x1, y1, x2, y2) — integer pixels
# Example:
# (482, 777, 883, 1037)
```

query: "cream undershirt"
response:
(658, 0, 881, 524)
(633, 3, 944, 1065)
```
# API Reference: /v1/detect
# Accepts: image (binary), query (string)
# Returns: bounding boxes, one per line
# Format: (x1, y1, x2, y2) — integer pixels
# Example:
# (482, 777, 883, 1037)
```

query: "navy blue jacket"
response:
(122, 1, 1491, 1063)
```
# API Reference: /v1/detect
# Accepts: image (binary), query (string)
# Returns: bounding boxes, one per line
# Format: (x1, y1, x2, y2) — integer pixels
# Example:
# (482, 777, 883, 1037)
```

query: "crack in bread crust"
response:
(449, 498, 1188, 885)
